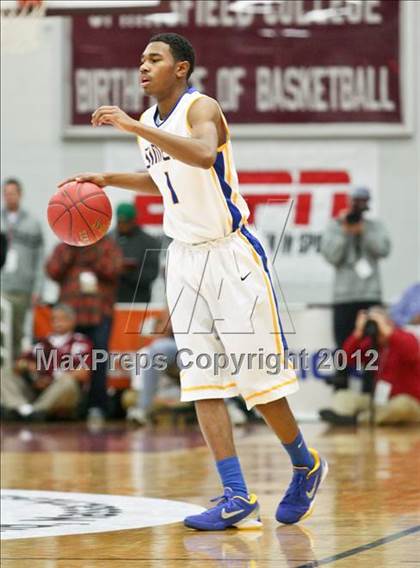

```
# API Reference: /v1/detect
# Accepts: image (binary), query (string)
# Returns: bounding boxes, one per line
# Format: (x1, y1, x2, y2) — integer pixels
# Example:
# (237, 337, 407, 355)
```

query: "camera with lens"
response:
(362, 307, 385, 342)
(345, 202, 369, 225)
(362, 318, 379, 339)
(345, 191, 370, 224)
(345, 210, 363, 224)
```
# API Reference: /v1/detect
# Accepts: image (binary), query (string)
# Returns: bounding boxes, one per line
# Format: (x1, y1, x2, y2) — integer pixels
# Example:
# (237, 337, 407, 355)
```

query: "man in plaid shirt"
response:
(46, 236, 123, 422)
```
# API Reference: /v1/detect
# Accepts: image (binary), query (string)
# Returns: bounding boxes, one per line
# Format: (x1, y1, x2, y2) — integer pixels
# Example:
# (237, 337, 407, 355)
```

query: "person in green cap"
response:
(112, 202, 160, 304)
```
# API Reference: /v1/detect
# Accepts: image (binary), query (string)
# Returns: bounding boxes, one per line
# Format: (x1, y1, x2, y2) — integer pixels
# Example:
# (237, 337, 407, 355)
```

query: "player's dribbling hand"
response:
(91, 105, 136, 133)
(57, 173, 107, 188)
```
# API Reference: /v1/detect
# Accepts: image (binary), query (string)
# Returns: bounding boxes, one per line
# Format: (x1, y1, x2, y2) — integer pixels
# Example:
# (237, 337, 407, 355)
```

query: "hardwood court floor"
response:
(1, 420, 419, 567)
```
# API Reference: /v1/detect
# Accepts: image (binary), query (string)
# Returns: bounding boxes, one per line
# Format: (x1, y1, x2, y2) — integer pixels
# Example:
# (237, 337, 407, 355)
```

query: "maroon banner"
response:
(70, 0, 401, 128)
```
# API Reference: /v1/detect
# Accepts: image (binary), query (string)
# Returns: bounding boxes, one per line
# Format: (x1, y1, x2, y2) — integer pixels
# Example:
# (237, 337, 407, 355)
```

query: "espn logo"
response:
(135, 170, 351, 227)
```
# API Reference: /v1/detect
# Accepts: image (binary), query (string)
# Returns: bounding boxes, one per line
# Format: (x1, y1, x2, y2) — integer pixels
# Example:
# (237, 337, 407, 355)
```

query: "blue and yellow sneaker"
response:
(184, 488, 262, 531)
(276, 449, 328, 524)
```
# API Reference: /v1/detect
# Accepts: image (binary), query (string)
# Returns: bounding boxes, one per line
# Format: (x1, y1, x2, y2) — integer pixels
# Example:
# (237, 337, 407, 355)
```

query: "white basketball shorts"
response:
(165, 226, 299, 409)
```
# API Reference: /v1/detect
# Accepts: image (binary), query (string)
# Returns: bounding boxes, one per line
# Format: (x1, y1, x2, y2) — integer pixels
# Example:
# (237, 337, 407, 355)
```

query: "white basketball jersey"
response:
(138, 88, 249, 244)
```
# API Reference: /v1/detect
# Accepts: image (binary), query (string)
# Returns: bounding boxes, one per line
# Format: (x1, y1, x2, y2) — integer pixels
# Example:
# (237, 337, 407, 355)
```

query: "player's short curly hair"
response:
(149, 33, 195, 79)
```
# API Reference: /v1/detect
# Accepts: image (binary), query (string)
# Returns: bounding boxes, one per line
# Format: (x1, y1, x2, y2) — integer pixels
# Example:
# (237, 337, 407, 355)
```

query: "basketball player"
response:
(61, 33, 327, 530)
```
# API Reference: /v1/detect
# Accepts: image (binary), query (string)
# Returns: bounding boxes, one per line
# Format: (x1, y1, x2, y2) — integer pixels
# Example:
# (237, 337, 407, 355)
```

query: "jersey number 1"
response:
(164, 172, 179, 204)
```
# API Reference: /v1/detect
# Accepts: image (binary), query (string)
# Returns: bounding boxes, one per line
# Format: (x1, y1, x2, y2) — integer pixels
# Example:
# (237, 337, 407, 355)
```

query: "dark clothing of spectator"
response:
(112, 226, 160, 303)
(0, 232, 7, 269)
(75, 315, 113, 411)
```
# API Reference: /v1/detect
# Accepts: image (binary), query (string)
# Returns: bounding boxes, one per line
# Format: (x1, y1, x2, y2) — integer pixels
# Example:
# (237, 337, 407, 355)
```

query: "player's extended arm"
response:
(58, 172, 161, 195)
(91, 98, 221, 169)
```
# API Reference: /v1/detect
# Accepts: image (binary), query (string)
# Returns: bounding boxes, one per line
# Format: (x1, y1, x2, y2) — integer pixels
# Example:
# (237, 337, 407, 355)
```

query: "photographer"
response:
(320, 308, 420, 425)
(321, 187, 391, 389)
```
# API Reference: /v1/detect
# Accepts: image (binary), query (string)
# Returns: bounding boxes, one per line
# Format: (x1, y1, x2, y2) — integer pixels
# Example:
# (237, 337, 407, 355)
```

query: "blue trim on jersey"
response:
(153, 87, 197, 127)
(164, 172, 179, 204)
(213, 152, 242, 232)
(240, 226, 289, 349)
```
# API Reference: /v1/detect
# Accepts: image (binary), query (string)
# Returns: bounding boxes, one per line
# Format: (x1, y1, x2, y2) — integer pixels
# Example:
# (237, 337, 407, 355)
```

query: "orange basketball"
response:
(47, 181, 112, 246)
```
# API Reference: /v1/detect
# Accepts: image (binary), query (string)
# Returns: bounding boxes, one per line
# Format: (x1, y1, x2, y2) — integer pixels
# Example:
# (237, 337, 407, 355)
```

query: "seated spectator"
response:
(111, 203, 160, 303)
(0, 304, 92, 422)
(319, 307, 420, 425)
(389, 282, 420, 327)
(126, 310, 248, 426)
